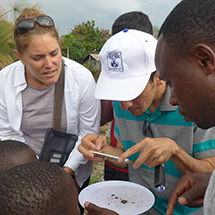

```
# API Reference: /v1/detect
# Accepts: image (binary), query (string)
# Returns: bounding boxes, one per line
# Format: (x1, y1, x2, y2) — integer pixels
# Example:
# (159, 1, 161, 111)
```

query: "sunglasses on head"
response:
(16, 15, 55, 34)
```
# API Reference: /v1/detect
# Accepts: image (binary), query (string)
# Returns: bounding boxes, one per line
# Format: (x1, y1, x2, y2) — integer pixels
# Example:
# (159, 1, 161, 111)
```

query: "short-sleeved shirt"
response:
(204, 170, 215, 215)
(113, 87, 215, 215)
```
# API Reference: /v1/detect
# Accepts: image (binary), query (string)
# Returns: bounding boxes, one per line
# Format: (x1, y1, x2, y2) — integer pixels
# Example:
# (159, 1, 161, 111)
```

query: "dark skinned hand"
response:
(166, 172, 212, 215)
(84, 202, 119, 215)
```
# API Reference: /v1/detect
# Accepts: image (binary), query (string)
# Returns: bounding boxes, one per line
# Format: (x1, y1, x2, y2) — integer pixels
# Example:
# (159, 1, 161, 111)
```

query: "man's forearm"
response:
(102, 144, 127, 168)
(171, 145, 215, 174)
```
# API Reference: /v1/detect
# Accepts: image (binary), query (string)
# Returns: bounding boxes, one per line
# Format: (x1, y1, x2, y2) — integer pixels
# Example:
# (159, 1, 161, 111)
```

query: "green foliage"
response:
(0, 20, 16, 69)
(153, 25, 160, 38)
(83, 61, 101, 82)
(0, 1, 29, 69)
(0, 20, 13, 52)
(89, 162, 104, 184)
(61, 20, 111, 63)
(61, 34, 83, 61)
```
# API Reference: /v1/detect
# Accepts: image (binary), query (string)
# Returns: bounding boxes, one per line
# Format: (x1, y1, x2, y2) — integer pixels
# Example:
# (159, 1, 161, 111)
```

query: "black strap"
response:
(52, 60, 65, 131)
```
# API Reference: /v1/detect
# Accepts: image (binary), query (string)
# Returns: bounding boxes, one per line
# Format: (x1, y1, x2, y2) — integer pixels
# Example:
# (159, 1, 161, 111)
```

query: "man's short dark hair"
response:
(149, 71, 156, 83)
(0, 161, 76, 215)
(158, 0, 215, 55)
(112, 11, 153, 35)
(0, 140, 36, 172)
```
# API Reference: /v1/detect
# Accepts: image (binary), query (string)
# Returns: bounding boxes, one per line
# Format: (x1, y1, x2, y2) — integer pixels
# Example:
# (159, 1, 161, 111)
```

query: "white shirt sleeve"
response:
(63, 59, 101, 186)
(0, 62, 26, 142)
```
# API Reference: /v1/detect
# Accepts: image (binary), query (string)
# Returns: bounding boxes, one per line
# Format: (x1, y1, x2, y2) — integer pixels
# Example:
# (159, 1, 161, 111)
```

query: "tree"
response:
(60, 34, 83, 61)
(153, 25, 160, 38)
(0, 1, 29, 69)
(0, 20, 15, 69)
(61, 20, 111, 63)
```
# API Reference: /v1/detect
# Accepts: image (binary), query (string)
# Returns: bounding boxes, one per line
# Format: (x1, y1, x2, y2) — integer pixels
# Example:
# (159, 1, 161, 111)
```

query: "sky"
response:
(1, 0, 181, 36)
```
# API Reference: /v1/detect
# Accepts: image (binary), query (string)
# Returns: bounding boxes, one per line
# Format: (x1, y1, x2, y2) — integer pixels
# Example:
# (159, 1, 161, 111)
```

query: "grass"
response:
(89, 161, 105, 184)
(83, 125, 108, 215)
(88, 124, 109, 185)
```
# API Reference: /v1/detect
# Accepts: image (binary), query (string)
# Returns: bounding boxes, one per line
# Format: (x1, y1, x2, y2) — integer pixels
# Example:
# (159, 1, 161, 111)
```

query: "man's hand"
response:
(166, 172, 212, 215)
(118, 137, 177, 169)
(78, 134, 107, 162)
(85, 202, 119, 215)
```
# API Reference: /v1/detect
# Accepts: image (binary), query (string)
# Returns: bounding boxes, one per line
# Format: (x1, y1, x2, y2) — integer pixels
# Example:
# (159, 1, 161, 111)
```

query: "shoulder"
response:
(0, 61, 24, 76)
(63, 57, 93, 78)
(0, 61, 25, 87)
(63, 57, 96, 90)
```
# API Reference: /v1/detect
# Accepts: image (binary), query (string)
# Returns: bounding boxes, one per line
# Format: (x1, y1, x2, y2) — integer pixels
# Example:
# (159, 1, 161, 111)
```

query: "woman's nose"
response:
(44, 57, 53, 68)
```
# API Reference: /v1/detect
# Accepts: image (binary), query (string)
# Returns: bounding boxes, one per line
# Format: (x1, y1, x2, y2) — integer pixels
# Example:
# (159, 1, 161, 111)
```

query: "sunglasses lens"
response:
(37, 16, 54, 27)
(16, 19, 35, 33)
(16, 16, 54, 34)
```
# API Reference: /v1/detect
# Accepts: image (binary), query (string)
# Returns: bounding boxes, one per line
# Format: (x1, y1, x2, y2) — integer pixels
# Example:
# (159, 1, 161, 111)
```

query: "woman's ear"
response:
(14, 49, 22, 60)
(194, 44, 215, 75)
(14, 49, 26, 66)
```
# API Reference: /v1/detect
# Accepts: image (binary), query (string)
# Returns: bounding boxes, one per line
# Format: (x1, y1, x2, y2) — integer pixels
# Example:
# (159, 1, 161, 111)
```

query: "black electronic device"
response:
(39, 128, 78, 167)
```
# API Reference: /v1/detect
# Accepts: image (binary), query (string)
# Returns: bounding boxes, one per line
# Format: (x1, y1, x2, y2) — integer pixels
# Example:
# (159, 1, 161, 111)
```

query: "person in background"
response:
(0, 161, 119, 215)
(154, 0, 215, 214)
(79, 28, 215, 214)
(0, 6, 100, 214)
(0, 139, 37, 172)
(101, 11, 153, 181)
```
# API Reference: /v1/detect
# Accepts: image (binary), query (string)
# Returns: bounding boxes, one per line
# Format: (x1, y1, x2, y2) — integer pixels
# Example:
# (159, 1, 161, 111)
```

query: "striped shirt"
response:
(113, 87, 215, 215)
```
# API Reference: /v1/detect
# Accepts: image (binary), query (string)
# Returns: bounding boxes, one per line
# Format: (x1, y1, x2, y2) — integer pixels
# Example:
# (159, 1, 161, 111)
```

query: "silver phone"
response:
(89, 150, 132, 164)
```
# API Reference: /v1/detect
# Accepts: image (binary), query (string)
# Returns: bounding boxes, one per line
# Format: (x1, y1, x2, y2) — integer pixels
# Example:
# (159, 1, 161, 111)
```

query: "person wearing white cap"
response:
(95, 29, 157, 102)
(101, 11, 154, 183)
(78, 29, 215, 215)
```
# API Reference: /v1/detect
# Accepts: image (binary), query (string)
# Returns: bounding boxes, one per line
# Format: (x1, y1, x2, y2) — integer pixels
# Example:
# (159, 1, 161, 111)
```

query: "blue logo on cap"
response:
(107, 51, 124, 72)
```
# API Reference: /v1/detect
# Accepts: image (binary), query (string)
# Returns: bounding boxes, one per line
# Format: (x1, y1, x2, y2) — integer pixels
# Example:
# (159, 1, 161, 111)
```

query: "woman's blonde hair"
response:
(13, 5, 60, 53)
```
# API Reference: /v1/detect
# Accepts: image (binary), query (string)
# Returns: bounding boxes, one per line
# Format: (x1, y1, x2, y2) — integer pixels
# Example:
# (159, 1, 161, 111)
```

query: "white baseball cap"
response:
(95, 29, 157, 101)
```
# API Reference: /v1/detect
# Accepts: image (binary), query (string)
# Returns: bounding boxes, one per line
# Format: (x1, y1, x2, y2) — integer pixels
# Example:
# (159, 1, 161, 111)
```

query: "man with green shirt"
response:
(78, 29, 215, 214)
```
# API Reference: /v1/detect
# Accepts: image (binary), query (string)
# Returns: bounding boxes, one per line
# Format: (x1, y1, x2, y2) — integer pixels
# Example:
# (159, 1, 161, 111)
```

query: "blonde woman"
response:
(0, 7, 100, 213)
